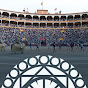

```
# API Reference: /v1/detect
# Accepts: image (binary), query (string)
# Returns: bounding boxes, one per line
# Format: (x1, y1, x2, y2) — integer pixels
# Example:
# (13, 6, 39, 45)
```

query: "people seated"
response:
(0, 27, 88, 46)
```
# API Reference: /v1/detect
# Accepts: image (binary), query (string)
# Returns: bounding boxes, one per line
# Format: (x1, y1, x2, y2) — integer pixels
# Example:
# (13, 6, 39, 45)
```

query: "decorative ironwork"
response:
(1, 55, 87, 88)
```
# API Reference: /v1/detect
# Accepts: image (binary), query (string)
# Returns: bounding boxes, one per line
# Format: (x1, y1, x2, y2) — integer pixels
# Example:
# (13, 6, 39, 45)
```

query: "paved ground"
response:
(0, 46, 88, 87)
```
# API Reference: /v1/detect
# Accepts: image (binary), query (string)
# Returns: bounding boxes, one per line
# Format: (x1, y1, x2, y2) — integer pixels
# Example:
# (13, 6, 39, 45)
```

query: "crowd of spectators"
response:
(0, 27, 88, 46)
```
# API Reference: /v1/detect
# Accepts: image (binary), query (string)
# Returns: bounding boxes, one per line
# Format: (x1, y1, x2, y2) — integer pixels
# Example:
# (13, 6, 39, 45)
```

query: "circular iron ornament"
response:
(69, 68, 79, 79)
(1, 55, 87, 88)
(39, 56, 49, 65)
(60, 61, 71, 71)
(3, 78, 13, 88)
(9, 68, 19, 79)
(50, 57, 60, 66)
(17, 61, 28, 71)
(75, 78, 85, 88)
(28, 56, 38, 66)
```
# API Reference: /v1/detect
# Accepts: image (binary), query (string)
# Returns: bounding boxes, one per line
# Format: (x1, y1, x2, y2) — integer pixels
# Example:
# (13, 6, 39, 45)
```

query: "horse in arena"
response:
(0, 43, 6, 51)
(11, 43, 25, 54)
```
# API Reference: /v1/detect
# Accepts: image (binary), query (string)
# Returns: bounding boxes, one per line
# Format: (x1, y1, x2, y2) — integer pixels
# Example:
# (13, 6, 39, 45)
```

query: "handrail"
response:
(0, 25, 88, 29)
(1, 17, 88, 23)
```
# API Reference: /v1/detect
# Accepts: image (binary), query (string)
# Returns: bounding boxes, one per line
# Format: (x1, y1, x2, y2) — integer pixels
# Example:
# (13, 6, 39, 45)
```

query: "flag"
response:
(61, 30, 65, 33)
(41, 1, 43, 6)
(20, 29, 23, 32)
(54, 8, 57, 11)
(60, 38, 63, 40)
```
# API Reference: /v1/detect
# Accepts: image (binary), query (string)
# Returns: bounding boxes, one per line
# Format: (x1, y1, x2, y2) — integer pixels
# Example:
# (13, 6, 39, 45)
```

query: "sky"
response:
(0, 0, 88, 14)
